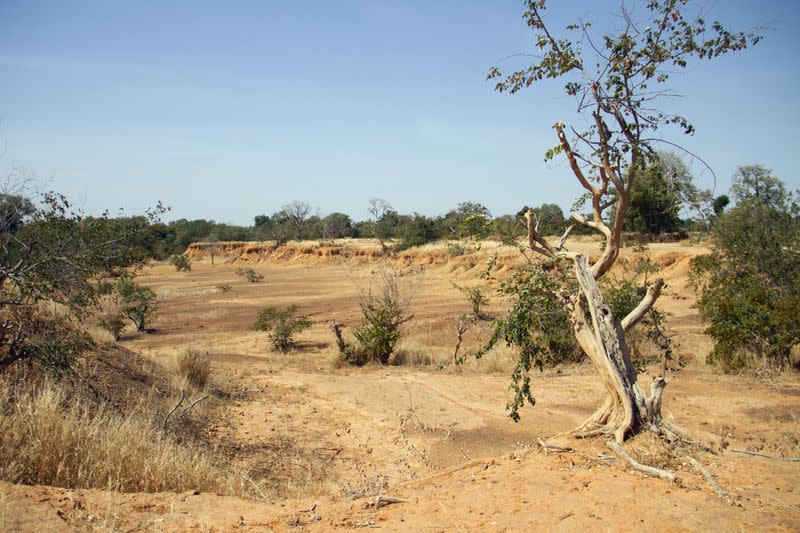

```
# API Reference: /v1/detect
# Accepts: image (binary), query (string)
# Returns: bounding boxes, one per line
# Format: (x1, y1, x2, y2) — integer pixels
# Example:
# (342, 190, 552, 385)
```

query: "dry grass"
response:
(0, 379, 257, 496)
(168, 346, 212, 392)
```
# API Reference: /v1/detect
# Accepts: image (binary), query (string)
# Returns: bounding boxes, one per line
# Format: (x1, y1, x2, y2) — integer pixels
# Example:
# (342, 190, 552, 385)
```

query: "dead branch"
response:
(729, 449, 800, 462)
(452, 318, 468, 363)
(175, 394, 209, 421)
(362, 489, 410, 509)
(162, 390, 187, 430)
(537, 438, 574, 453)
(331, 321, 347, 353)
(686, 456, 734, 505)
(555, 225, 575, 251)
(606, 440, 676, 482)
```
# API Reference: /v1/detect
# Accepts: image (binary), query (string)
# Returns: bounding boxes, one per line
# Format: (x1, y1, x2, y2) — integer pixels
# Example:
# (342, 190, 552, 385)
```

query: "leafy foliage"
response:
(476, 259, 578, 420)
(251, 305, 312, 353)
(624, 153, 707, 235)
(691, 176, 799, 371)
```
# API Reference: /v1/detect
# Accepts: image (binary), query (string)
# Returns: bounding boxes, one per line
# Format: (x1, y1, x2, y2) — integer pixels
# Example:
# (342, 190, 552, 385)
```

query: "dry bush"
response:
(169, 346, 211, 392)
(0, 380, 232, 494)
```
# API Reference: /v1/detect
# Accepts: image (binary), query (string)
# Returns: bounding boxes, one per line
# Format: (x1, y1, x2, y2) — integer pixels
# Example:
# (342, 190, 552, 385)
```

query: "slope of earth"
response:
(3, 240, 799, 532)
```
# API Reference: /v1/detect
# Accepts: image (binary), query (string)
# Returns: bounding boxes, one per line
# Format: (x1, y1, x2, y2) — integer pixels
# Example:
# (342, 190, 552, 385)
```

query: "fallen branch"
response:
(686, 456, 734, 505)
(606, 440, 676, 482)
(362, 493, 410, 509)
(730, 449, 800, 462)
(537, 438, 574, 453)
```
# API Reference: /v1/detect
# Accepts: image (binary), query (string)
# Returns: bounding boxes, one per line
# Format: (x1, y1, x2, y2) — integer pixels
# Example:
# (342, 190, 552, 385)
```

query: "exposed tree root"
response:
(687, 456, 735, 505)
(606, 440, 676, 482)
(730, 449, 800, 462)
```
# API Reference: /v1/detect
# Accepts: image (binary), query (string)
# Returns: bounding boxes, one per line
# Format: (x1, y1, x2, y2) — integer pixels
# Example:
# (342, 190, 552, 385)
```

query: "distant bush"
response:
(446, 242, 467, 257)
(116, 277, 158, 332)
(452, 282, 489, 320)
(215, 283, 233, 294)
(98, 311, 127, 341)
(171, 346, 211, 392)
(169, 254, 191, 271)
(252, 305, 311, 352)
(237, 268, 264, 283)
(392, 236, 428, 253)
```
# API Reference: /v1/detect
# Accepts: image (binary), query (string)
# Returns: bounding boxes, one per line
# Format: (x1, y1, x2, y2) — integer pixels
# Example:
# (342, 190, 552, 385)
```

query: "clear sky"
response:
(1, 0, 798, 224)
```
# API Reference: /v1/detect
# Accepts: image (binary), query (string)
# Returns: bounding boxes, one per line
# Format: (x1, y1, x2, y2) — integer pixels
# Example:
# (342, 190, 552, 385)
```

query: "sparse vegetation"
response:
(216, 283, 233, 293)
(446, 242, 467, 257)
(252, 305, 312, 352)
(237, 268, 264, 283)
(169, 253, 192, 271)
(452, 282, 489, 320)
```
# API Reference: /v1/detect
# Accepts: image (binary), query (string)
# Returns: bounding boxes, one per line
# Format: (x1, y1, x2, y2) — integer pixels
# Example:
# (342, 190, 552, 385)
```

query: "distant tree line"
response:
(95, 152, 746, 259)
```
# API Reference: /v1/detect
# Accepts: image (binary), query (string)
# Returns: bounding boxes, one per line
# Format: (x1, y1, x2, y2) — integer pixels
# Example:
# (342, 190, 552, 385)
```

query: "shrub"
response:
(452, 282, 489, 319)
(171, 346, 211, 392)
(237, 268, 264, 283)
(169, 253, 192, 271)
(446, 242, 467, 257)
(116, 277, 158, 331)
(351, 270, 415, 364)
(215, 283, 233, 293)
(98, 311, 127, 341)
(691, 192, 800, 371)
(252, 305, 311, 352)
(392, 236, 428, 253)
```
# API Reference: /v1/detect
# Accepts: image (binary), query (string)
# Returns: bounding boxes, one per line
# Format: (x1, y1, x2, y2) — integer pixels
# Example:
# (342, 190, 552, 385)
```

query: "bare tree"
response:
(367, 198, 394, 254)
(279, 201, 313, 241)
(486, 0, 758, 444)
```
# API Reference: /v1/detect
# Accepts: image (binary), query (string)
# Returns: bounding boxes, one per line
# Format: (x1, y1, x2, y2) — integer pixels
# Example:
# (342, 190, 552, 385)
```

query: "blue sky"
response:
(1, 0, 798, 224)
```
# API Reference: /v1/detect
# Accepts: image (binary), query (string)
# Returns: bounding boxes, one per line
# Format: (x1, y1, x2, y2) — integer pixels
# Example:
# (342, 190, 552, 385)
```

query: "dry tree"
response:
(482, 0, 759, 456)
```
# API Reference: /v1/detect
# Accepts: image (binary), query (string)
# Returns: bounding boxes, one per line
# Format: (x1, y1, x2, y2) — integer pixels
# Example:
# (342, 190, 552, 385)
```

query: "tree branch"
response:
(621, 278, 664, 332)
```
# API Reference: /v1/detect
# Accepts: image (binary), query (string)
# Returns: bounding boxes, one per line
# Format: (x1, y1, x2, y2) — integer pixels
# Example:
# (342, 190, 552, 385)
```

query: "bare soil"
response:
(3, 240, 799, 532)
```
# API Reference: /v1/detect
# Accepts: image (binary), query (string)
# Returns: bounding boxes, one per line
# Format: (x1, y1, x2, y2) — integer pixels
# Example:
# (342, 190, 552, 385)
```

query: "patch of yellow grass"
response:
(0, 380, 246, 495)
(168, 346, 212, 393)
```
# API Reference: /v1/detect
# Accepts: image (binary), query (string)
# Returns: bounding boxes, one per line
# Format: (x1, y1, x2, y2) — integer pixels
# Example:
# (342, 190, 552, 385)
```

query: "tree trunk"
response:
(569, 254, 669, 443)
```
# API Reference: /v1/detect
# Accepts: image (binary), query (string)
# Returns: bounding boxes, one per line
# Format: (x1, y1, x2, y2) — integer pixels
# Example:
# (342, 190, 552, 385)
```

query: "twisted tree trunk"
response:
(569, 254, 672, 443)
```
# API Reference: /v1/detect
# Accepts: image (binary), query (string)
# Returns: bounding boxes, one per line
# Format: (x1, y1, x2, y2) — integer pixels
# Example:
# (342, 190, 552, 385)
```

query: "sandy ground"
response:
(3, 241, 799, 532)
